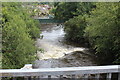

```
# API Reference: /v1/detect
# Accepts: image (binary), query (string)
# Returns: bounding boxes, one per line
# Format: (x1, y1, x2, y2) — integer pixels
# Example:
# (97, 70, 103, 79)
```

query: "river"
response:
(33, 24, 97, 69)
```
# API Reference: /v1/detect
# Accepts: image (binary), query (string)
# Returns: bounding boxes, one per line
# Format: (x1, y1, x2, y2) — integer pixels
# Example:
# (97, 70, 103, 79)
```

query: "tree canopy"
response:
(52, 2, 78, 20)
(85, 3, 120, 64)
(2, 3, 40, 69)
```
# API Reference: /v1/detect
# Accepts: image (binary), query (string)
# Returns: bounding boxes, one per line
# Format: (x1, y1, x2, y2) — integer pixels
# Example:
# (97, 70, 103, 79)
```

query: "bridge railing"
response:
(35, 18, 67, 24)
(0, 65, 120, 80)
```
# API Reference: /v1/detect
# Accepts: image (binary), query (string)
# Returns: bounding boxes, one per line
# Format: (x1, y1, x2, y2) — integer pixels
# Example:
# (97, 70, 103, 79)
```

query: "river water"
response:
(34, 24, 97, 69)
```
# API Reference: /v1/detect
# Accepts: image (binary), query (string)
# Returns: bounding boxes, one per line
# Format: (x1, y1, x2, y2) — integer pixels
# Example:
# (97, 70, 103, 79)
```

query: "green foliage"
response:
(2, 3, 40, 69)
(76, 2, 96, 15)
(53, 2, 78, 20)
(63, 2, 95, 43)
(64, 15, 87, 42)
(23, 15, 40, 39)
(52, 2, 95, 20)
(85, 3, 120, 64)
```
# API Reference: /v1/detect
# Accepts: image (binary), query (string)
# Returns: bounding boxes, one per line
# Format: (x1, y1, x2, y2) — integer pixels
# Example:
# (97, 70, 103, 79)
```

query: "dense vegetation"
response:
(63, 3, 95, 42)
(52, 2, 78, 20)
(85, 3, 120, 64)
(53, 2, 95, 20)
(53, 2, 120, 64)
(64, 15, 86, 42)
(2, 3, 40, 69)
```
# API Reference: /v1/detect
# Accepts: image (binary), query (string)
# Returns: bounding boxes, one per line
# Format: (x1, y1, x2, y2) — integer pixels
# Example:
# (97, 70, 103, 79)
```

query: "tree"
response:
(84, 3, 120, 64)
(2, 3, 40, 69)
(76, 2, 96, 15)
(64, 15, 87, 42)
(53, 2, 79, 20)
(63, 2, 95, 43)
(52, 2, 95, 20)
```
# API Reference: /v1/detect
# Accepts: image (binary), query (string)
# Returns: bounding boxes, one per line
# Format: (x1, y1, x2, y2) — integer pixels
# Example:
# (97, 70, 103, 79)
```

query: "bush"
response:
(2, 3, 40, 69)
(64, 15, 87, 43)
(84, 3, 120, 64)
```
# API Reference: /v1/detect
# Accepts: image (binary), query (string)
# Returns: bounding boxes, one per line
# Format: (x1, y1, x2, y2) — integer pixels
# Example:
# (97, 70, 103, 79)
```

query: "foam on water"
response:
(36, 24, 86, 60)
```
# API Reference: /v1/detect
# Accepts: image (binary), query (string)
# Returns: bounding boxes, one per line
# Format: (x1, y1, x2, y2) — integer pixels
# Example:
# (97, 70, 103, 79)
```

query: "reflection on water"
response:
(36, 24, 87, 60)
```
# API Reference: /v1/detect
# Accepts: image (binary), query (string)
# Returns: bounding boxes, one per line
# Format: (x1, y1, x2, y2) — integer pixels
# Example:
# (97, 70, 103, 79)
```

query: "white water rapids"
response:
(36, 24, 87, 60)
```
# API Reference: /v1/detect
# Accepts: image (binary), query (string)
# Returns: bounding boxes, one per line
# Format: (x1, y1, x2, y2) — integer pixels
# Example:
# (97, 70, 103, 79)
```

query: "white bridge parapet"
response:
(0, 65, 120, 80)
